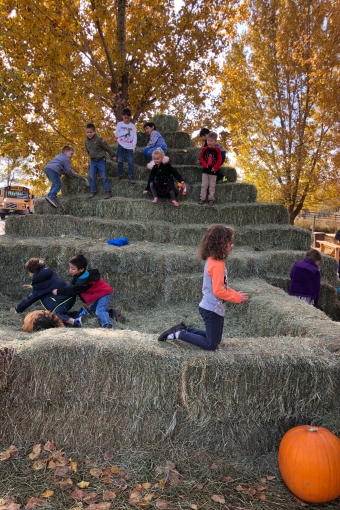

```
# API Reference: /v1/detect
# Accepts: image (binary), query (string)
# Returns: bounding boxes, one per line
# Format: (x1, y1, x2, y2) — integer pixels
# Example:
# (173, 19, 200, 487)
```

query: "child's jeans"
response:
(89, 158, 111, 193)
(45, 168, 62, 200)
(53, 296, 77, 322)
(178, 306, 224, 351)
(143, 145, 167, 161)
(89, 293, 113, 327)
(117, 145, 134, 177)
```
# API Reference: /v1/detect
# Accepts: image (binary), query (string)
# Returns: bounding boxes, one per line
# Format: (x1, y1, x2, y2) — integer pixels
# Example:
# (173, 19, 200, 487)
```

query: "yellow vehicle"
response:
(0, 184, 35, 220)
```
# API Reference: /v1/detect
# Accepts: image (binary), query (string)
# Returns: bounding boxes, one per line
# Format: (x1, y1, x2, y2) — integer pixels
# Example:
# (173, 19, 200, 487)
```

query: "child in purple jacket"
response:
(289, 249, 321, 307)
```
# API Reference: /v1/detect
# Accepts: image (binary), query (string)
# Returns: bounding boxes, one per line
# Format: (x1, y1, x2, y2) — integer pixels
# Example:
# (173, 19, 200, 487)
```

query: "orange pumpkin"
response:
(278, 425, 340, 503)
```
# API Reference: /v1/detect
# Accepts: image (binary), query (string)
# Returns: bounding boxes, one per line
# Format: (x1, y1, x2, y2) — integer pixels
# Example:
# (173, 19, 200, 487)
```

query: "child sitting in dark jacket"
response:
(53, 254, 120, 328)
(10, 257, 81, 327)
(143, 148, 184, 207)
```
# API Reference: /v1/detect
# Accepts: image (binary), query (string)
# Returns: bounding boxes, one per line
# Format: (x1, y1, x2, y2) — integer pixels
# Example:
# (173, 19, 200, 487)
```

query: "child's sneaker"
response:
(102, 324, 113, 329)
(108, 307, 123, 322)
(172, 200, 179, 207)
(73, 317, 83, 328)
(45, 197, 58, 208)
(129, 176, 136, 184)
(152, 197, 158, 204)
(198, 199, 204, 205)
(208, 200, 214, 207)
(77, 308, 88, 318)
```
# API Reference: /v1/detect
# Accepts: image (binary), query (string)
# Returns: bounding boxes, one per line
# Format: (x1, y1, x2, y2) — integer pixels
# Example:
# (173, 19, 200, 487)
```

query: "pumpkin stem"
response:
(308, 427, 319, 432)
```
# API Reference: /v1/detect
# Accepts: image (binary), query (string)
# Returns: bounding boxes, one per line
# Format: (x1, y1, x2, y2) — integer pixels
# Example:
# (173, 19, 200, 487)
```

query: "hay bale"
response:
(152, 114, 179, 132)
(219, 166, 238, 183)
(137, 131, 192, 149)
(0, 346, 14, 390)
(134, 147, 200, 166)
(0, 328, 339, 457)
(34, 196, 290, 226)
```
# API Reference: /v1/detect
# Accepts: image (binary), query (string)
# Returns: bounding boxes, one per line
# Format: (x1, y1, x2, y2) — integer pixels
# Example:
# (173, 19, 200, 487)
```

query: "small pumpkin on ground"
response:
(278, 425, 340, 504)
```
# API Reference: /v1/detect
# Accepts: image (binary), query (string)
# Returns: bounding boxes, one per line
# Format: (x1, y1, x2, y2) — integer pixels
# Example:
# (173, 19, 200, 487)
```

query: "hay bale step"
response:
(62, 177, 256, 203)
(35, 196, 289, 226)
(6, 215, 311, 252)
(63, 165, 238, 195)
(137, 131, 192, 148)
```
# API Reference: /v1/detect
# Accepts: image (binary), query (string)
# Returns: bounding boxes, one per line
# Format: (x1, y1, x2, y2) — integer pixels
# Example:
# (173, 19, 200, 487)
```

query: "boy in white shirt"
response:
(115, 108, 137, 184)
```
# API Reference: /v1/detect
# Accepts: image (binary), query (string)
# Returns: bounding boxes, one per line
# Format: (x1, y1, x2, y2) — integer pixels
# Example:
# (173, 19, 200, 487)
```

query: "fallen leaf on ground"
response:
(90, 468, 103, 478)
(25, 497, 44, 509)
(58, 477, 74, 490)
(0, 496, 20, 510)
(77, 481, 90, 489)
(70, 489, 86, 500)
(70, 459, 78, 472)
(211, 494, 225, 504)
(43, 440, 55, 452)
(224, 476, 234, 483)
(155, 500, 169, 509)
(32, 459, 46, 471)
(28, 444, 41, 460)
(40, 490, 54, 498)
(88, 504, 111, 510)
(83, 493, 97, 504)
(103, 490, 116, 500)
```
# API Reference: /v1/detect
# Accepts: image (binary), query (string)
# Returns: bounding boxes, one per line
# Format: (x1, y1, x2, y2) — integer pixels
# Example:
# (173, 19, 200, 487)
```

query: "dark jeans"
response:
(52, 296, 76, 322)
(178, 306, 224, 351)
(89, 158, 111, 193)
(45, 168, 62, 200)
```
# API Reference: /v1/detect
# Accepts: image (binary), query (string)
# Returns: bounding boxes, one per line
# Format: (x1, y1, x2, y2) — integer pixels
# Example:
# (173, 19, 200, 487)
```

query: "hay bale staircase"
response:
(1, 115, 340, 465)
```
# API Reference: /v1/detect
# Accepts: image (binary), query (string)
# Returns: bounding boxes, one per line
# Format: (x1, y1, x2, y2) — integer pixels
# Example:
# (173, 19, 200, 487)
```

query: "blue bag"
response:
(107, 237, 129, 247)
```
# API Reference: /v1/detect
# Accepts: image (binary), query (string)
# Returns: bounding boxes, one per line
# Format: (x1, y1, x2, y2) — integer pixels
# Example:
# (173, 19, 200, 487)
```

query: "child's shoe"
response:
(172, 200, 179, 207)
(129, 176, 136, 184)
(102, 323, 113, 329)
(108, 307, 123, 322)
(208, 200, 214, 206)
(77, 308, 88, 318)
(198, 199, 204, 205)
(152, 197, 158, 204)
(73, 317, 83, 328)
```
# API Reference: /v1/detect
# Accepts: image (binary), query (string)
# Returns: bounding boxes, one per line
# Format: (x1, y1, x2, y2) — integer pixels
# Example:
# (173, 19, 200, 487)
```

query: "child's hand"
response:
(22, 284, 31, 289)
(10, 307, 16, 313)
(112, 156, 117, 161)
(239, 292, 249, 303)
(143, 190, 149, 195)
(52, 289, 58, 296)
(132, 149, 135, 153)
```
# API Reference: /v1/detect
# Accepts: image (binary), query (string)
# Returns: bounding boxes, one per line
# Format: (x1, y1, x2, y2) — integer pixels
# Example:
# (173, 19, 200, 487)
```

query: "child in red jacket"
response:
(53, 254, 120, 328)
(198, 132, 223, 207)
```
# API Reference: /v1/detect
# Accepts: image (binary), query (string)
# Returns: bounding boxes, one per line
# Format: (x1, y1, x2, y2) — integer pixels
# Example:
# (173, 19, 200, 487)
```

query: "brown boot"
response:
(103, 191, 112, 199)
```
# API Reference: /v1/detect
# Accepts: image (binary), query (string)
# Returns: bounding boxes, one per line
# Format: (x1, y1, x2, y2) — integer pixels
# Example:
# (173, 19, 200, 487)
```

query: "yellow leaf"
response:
(110, 465, 120, 474)
(142, 483, 151, 489)
(77, 481, 90, 489)
(32, 459, 46, 470)
(70, 459, 78, 472)
(41, 490, 54, 498)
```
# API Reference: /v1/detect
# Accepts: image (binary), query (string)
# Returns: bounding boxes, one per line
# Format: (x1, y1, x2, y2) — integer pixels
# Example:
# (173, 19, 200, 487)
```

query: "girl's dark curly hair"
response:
(199, 224, 234, 261)
(33, 311, 64, 331)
